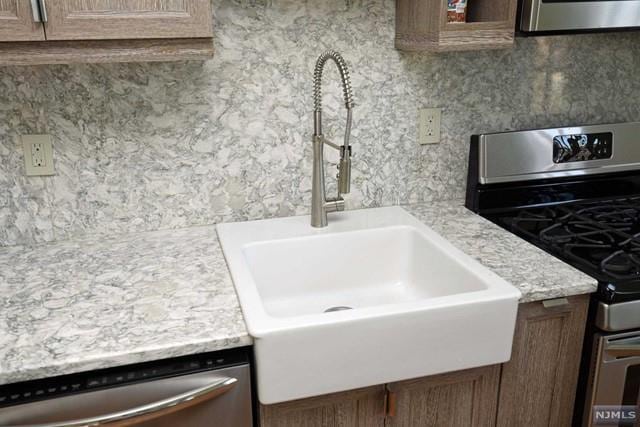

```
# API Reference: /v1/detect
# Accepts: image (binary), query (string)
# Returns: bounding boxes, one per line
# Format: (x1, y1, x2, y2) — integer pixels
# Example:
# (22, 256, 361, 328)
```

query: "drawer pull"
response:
(543, 298, 569, 308)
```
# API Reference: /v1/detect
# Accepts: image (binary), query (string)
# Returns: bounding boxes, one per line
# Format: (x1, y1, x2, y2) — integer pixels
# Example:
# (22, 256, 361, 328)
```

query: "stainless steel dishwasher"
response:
(0, 347, 254, 426)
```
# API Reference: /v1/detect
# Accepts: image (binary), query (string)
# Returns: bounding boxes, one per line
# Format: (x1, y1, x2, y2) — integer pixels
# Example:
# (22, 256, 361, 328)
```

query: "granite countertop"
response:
(0, 226, 251, 386)
(404, 200, 597, 302)
(0, 199, 597, 386)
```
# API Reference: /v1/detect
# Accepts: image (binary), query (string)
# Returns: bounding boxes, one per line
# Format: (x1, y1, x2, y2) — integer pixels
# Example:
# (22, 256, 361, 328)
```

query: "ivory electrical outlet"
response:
(419, 108, 441, 145)
(22, 134, 55, 176)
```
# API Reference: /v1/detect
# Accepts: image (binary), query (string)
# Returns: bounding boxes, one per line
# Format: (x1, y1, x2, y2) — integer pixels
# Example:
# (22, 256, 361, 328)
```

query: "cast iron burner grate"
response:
(501, 197, 640, 282)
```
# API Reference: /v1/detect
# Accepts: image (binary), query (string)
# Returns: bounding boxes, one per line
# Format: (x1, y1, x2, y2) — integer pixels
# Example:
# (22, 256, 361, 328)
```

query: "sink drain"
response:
(324, 306, 353, 313)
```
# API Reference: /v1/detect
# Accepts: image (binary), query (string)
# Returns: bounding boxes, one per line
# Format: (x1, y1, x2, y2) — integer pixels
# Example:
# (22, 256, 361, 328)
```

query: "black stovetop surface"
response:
(486, 196, 640, 303)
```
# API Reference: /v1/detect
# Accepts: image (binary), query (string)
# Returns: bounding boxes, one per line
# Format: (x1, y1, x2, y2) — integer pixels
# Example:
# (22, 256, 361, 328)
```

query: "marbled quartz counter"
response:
(0, 226, 251, 386)
(1, 199, 596, 385)
(404, 200, 597, 302)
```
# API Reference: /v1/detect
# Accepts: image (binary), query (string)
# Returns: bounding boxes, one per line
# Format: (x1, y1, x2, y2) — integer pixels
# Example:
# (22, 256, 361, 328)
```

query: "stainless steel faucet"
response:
(311, 50, 354, 228)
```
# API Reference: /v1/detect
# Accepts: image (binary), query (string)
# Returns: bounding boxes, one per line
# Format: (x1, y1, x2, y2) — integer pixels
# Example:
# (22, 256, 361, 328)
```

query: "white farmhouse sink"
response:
(217, 206, 521, 404)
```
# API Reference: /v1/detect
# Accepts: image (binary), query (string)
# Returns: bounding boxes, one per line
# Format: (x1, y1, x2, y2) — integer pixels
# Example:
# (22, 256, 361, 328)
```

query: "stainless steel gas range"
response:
(466, 122, 640, 426)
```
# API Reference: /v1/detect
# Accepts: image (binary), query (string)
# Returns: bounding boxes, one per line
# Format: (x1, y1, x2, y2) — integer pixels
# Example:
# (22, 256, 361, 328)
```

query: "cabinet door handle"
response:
(30, 0, 41, 22)
(38, 0, 48, 23)
(385, 390, 397, 417)
(542, 298, 569, 309)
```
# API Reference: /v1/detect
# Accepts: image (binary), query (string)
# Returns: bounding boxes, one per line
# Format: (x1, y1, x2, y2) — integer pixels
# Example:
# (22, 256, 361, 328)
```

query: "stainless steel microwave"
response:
(520, 0, 640, 33)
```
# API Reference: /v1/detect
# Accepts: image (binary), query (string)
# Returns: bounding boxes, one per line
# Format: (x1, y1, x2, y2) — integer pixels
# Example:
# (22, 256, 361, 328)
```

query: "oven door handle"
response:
(606, 344, 640, 358)
(606, 335, 640, 358)
(26, 376, 237, 427)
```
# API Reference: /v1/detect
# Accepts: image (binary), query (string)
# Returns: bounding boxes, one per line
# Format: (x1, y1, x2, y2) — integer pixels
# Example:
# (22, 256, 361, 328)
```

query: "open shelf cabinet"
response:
(395, 0, 518, 52)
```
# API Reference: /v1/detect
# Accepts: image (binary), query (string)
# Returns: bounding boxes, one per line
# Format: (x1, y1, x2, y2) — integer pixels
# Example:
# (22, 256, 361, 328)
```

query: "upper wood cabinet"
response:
(0, 1, 45, 41)
(44, 0, 213, 41)
(0, 0, 213, 65)
(395, 0, 518, 52)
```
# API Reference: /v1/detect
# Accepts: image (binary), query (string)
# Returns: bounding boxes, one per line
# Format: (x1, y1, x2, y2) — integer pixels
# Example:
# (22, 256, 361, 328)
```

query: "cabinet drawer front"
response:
(44, 0, 213, 40)
(0, 0, 45, 41)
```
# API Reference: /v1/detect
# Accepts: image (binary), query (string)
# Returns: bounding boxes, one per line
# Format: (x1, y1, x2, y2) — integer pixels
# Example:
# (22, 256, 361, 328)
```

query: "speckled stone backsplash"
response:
(1, 0, 639, 247)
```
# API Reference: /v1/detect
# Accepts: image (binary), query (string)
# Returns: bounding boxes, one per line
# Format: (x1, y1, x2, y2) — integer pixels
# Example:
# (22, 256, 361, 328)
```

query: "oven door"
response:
(584, 331, 640, 426)
(520, 0, 640, 33)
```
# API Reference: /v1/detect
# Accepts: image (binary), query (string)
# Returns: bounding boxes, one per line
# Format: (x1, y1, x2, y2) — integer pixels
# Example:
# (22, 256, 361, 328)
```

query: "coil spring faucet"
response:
(311, 50, 354, 228)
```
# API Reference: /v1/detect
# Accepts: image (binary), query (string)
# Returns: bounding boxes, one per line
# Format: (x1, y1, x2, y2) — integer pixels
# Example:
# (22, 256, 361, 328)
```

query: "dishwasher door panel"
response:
(0, 365, 252, 427)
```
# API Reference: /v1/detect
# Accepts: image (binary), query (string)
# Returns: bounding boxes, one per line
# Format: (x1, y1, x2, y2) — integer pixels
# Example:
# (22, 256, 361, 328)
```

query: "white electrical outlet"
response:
(22, 134, 55, 176)
(418, 108, 441, 145)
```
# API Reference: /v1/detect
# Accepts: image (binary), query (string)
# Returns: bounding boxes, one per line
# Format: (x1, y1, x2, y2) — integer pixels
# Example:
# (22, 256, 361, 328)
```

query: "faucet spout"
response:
(310, 50, 355, 228)
(313, 50, 354, 137)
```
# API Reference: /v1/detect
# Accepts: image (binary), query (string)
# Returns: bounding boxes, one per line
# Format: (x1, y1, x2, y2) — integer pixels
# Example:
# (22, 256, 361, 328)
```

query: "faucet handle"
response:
(338, 145, 351, 195)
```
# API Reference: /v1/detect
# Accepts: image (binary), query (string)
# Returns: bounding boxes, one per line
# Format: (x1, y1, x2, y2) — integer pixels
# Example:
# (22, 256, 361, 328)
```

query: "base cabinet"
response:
(259, 386, 386, 427)
(260, 296, 590, 427)
(386, 365, 500, 427)
(496, 295, 589, 427)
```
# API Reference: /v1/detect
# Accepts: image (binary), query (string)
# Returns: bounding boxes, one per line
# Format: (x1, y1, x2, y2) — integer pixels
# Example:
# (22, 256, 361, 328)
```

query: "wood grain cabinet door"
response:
(0, 0, 45, 41)
(42, 0, 213, 40)
(259, 386, 386, 427)
(496, 295, 589, 427)
(386, 365, 501, 427)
